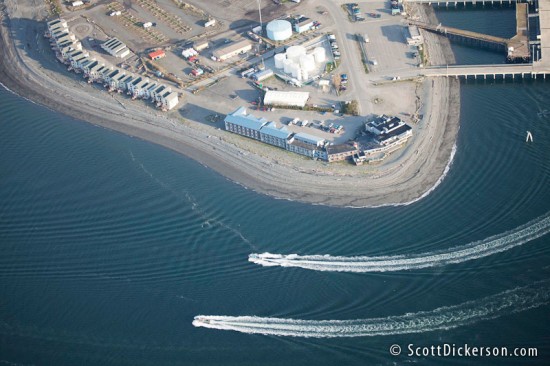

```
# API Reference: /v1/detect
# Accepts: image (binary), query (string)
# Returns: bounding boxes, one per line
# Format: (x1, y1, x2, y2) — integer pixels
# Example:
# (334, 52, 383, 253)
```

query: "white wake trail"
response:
(193, 281, 550, 338)
(249, 213, 550, 272)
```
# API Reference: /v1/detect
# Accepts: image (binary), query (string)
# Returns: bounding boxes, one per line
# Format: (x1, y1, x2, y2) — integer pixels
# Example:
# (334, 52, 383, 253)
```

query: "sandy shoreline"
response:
(0, 1, 460, 208)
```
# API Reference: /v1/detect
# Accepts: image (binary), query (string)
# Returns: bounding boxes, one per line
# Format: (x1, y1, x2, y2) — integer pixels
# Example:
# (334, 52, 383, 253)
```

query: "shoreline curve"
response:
(0, 2, 460, 208)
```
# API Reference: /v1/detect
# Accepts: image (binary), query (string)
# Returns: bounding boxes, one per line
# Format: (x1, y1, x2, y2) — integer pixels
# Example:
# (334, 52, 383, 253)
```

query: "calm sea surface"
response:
(1, 6, 549, 365)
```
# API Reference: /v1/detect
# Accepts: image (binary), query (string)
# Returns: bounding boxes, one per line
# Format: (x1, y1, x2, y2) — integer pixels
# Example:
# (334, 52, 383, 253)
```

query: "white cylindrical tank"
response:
(274, 53, 286, 69)
(313, 47, 326, 63)
(290, 63, 300, 78)
(299, 54, 315, 72)
(266, 20, 293, 41)
(283, 59, 293, 73)
(286, 45, 306, 63)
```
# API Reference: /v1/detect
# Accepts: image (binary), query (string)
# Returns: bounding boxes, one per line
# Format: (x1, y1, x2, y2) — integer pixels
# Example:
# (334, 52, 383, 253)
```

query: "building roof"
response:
(367, 115, 405, 134)
(253, 69, 274, 78)
(263, 90, 310, 107)
(112, 72, 127, 81)
(153, 84, 168, 93)
(377, 124, 412, 143)
(408, 25, 421, 39)
(164, 92, 179, 102)
(295, 17, 312, 25)
(288, 139, 317, 151)
(326, 144, 357, 155)
(260, 122, 291, 140)
(225, 106, 268, 131)
(293, 132, 325, 146)
(213, 40, 252, 57)
(149, 50, 166, 59)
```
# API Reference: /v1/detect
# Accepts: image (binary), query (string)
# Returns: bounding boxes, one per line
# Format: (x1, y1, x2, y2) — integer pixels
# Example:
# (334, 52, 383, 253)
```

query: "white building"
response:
(213, 40, 252, 61)
(407, 25, 423, 46)
(132, 79, 152, 97)
(293, 132, 325, 147)
(194, 39, 210, 52)
(151, 84, 171, 102)
(101, 38, 130, 58)
(161, 92, 179, 110)
(287, 139, 326, 159)
(260, 122, 291, 148)
(127, 76, 144, 94)
(294, 17, 314, 33)
(263, 90, 310, 108)
(47, 19, 68, 36)
(224, 106, 268, 140)
(365, 115, 413, 147)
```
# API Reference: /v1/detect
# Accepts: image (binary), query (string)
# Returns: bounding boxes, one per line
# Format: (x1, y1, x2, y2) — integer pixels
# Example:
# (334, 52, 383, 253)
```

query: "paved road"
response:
(315, 0, 373, 114)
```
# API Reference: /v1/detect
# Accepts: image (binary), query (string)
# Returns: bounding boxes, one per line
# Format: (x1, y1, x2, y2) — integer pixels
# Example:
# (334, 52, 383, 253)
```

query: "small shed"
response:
(148, 50, 166, 61)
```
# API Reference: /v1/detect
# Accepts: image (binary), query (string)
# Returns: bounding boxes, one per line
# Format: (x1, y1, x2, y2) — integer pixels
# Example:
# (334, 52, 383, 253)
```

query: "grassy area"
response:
(341, 100, 359, 116)
(45, 0, 62, 15)
(418, 44, 428, 66)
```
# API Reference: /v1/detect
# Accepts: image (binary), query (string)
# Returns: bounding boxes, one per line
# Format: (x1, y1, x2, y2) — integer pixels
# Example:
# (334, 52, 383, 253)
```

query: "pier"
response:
(409, 3, 531, 61)
(406, 0, 531, 5)
(422, 63, 549, 78)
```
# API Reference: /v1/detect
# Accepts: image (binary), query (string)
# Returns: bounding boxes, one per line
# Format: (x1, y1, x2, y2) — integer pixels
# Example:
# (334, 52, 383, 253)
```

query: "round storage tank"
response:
(283, 59, 293, 73)
(286, 45, 306, 62)
(313, 47, 326, 63)
(290, 63, 300, 78)
(274, 53, 286, 69)
(299, 54, 315, 72)
(266, 20, 293, 41)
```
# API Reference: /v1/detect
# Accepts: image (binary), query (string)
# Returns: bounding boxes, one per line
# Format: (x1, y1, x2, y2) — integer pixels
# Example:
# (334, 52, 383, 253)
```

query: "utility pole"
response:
(257, 0, 263, 32)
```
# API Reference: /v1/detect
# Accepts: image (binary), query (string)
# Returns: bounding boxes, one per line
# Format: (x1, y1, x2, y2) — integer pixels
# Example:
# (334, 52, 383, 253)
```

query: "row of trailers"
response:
(45, 18, 179, 111)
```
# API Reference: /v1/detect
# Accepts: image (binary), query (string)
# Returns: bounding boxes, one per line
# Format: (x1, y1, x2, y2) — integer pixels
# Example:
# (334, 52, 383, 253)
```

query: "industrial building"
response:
(148, 50, 166, 60)
(251, 69, 274, 82)
(193, 39, 210, 52)
(101, 38, 130, 58)
(213, 40, 252, 61)
(263, 90, 310, 108)
(266, 19, 293, 41)
(294, 17, 314, 33)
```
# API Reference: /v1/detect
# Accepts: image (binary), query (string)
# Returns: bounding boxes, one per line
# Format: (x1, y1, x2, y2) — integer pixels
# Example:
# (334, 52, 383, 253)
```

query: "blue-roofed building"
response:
(225, 107, 269, 140)
(260, 122, 292, 148)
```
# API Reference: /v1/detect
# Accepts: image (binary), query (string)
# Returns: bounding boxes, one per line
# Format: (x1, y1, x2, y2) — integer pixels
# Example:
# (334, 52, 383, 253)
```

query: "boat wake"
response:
(249, 213, 550, 272)
(193, 281, 550, 338)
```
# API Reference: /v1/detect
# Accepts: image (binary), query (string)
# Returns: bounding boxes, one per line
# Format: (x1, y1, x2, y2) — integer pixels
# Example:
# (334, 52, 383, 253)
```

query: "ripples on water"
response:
(1, 14, 550, 366)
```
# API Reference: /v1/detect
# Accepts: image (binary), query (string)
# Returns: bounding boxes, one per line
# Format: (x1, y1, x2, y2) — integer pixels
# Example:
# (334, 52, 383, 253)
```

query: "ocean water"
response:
(1, 8, 550, 366)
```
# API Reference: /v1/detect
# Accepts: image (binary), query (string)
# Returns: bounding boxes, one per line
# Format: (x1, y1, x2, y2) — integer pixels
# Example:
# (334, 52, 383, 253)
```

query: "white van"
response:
(364, 33, 370, 43)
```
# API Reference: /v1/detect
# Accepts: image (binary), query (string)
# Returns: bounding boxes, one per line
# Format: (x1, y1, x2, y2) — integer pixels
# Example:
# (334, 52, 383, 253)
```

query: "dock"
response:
(409, 3, 531, 62)
(406, 0, 530, 5)
(422, 63, 548, 78)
